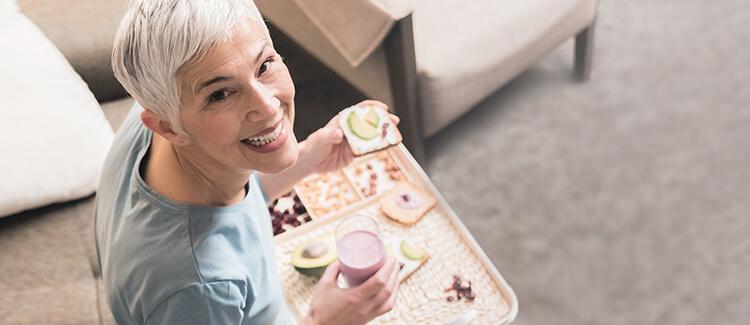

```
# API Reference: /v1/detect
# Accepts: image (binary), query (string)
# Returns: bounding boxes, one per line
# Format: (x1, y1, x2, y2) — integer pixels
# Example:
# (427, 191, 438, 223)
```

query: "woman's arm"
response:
(259, 101, 396, 201)
(257, 117, 353, 201)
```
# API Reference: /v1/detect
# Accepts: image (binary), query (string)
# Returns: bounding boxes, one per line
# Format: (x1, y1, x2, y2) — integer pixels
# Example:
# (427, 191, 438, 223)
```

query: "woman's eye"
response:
(259, 58, 273, 75)
(208, 89, 230, 103)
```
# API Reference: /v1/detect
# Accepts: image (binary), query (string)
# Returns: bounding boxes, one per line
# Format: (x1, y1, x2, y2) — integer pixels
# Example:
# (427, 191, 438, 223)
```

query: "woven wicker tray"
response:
(274, 145, 518, 324)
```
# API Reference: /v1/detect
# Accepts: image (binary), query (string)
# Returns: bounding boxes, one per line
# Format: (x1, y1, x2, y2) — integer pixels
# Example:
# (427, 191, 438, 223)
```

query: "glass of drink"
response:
(335, 214, 386, 287)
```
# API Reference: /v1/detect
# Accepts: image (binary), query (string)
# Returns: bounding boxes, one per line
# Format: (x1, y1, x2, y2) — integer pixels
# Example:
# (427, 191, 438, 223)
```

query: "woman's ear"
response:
(140, 110, 191, 147)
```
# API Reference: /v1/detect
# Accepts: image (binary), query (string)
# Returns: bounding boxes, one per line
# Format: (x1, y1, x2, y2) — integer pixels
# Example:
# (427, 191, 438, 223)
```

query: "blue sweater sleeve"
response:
(146, 281, 246, 325)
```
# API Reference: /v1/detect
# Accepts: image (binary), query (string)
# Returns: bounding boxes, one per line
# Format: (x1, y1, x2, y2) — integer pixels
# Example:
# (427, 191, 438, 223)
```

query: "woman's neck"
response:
(143, 133, 250, 206)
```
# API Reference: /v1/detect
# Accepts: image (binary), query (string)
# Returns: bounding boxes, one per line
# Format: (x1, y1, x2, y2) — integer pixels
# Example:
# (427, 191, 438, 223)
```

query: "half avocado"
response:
(291, 233, 337, 278)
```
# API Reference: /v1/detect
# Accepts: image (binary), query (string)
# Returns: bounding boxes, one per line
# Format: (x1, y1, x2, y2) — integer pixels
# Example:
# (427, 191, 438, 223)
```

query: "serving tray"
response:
(274, 145, 518, 324)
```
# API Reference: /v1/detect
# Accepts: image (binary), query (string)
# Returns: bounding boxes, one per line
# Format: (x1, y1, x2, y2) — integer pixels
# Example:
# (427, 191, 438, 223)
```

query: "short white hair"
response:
(112, 0, 269, 134)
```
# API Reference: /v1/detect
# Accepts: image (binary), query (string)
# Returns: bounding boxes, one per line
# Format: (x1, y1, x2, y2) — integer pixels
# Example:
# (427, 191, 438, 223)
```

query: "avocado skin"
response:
(294, 264, 330, 278)
(291, 233, 337, 278)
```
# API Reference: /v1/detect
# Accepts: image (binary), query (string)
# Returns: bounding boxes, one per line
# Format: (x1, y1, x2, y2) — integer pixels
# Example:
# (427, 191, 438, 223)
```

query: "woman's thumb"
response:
(320, 261, 341, 284)
(330, 127, 344, 144)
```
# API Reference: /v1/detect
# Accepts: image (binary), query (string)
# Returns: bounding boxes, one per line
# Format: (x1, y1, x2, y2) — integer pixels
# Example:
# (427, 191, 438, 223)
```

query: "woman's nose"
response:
(245, 81, 280, 122)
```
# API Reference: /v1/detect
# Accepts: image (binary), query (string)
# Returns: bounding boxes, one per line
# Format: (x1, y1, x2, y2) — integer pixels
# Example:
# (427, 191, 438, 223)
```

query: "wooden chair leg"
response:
(574, 21, 596, 81)
(384, 14, 427, 165)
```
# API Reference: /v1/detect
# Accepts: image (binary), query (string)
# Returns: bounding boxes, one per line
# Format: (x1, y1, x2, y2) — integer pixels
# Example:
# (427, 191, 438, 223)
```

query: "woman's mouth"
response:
(241, 119, 288, 153)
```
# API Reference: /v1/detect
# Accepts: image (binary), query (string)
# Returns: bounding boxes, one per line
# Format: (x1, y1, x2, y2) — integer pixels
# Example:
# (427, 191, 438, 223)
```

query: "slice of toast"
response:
(380, 181, 436, 226)
(338, 104, 402, 156)
(385, 238, 430, 283)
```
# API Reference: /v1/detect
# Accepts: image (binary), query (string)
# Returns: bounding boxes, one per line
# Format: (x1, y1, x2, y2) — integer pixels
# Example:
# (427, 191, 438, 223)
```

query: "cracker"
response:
(338, 104, 402, 156)
(379, 181, 436, 226)
(385, 238, 430, 283)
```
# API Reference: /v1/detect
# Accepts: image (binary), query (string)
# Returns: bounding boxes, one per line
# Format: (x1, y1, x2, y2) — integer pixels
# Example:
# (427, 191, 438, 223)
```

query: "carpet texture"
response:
(425, 1, 750, 324)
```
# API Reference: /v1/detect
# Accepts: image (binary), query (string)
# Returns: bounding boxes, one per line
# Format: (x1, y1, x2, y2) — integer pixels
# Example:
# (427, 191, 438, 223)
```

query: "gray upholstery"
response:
(259, 0, 598, 137)
(0, 3, 129, 323)
(18, 0, 128, 102)
(0, 198, 100, 324)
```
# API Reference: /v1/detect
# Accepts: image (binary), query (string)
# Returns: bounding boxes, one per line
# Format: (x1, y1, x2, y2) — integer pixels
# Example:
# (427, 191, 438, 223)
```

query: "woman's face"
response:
(176, 19, 298, 174)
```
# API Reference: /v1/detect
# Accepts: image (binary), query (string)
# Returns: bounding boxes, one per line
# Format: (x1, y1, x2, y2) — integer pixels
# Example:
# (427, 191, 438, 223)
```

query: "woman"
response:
(94, 1, 400, 324)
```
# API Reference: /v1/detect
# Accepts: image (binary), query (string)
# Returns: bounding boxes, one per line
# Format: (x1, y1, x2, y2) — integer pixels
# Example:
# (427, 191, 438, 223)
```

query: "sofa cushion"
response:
(18, 0, 129, 102)
(414, 0, 598, 136)
(0, 197, 101, 324)
(0, 10, 114, 217)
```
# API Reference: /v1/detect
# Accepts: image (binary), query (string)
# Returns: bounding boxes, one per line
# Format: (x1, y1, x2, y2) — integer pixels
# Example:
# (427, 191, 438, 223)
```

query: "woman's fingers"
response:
(358, 100, 388, 111)
(390, 114, 400, 125)
(358, 257, 397, 298)
(337, 143, 348, 168)
(320, 261, 341, 285)
(331, 127, 344, 144)
(344, 147, 354, 165)
(325, 114, 340, 128)
(373, 280, 399, 315)
(370, 257, 401, 305)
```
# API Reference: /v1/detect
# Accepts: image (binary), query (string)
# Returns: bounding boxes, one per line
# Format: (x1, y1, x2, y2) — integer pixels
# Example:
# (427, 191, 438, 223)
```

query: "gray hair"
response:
(112, 0, 269, 134)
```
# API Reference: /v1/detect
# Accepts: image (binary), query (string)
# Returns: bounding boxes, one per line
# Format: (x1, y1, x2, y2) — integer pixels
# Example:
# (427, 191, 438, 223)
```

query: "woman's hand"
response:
(298, 100, 399, 175)
(302, 258, 401, 325)
(298, 115, 355, 175)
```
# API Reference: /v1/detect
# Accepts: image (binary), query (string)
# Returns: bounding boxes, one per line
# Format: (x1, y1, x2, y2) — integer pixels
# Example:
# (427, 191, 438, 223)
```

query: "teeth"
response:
(244, 122, 283, 147)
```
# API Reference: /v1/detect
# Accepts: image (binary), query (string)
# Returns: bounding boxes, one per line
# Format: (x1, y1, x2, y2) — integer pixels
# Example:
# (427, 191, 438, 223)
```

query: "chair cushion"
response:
(0, 10, 114, 217)
(414, 0, 598, 136)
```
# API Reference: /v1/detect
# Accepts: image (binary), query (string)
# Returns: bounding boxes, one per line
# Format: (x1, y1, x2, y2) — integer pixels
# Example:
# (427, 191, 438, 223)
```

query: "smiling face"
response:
(173, 19, 298, 174)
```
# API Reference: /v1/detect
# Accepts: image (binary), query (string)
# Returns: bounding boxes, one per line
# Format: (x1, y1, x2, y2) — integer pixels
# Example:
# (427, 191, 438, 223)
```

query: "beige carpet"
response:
(424, 1, 750, 324)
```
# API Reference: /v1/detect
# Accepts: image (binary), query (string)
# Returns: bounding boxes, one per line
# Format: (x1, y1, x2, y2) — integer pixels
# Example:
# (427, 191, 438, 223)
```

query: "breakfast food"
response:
(445, 274, 476, 302)
(385, 238, 430, 283)
(379, 181, 436, 225)
(339, 104, 402, 156)
(291, 233, 337, 278)
(400, 240, 427, 261)
(344, 151, 404, 198)
(295, 171, 360, 217)
(267, 190, 312, 236)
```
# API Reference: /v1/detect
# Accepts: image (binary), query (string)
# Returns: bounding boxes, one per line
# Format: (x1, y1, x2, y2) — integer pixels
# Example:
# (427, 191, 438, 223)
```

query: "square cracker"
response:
(379, 181, 436, 225)
(338, 105, 402, 156)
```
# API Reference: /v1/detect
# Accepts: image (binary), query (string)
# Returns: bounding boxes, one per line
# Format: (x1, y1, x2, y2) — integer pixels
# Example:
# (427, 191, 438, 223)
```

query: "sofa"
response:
(0, 1, 357, 323)
(0, 0, 130, 323)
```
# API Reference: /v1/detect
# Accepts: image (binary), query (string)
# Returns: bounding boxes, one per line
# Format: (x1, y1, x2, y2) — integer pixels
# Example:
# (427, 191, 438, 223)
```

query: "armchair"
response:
(257, 0, 599, 163)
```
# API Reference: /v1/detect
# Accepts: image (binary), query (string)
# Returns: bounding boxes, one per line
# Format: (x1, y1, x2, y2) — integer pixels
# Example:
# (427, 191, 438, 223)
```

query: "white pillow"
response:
(0, 0, 17, 14)
(0, 10, 114, 217)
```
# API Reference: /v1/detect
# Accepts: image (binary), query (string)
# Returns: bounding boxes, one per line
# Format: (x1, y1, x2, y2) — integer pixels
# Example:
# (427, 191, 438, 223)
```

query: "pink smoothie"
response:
(338, 230, 386, 286)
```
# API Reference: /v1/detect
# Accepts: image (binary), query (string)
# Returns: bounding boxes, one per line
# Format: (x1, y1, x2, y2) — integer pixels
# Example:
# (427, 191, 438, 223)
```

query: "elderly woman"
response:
(94, 1, 400, 324)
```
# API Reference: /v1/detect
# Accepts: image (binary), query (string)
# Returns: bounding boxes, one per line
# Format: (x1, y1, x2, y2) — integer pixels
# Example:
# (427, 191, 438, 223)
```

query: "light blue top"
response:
(94, 104, 295, 325)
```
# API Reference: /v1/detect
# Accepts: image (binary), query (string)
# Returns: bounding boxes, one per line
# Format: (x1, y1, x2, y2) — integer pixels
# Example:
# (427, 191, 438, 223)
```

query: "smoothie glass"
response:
(335, 215, 386, 287)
